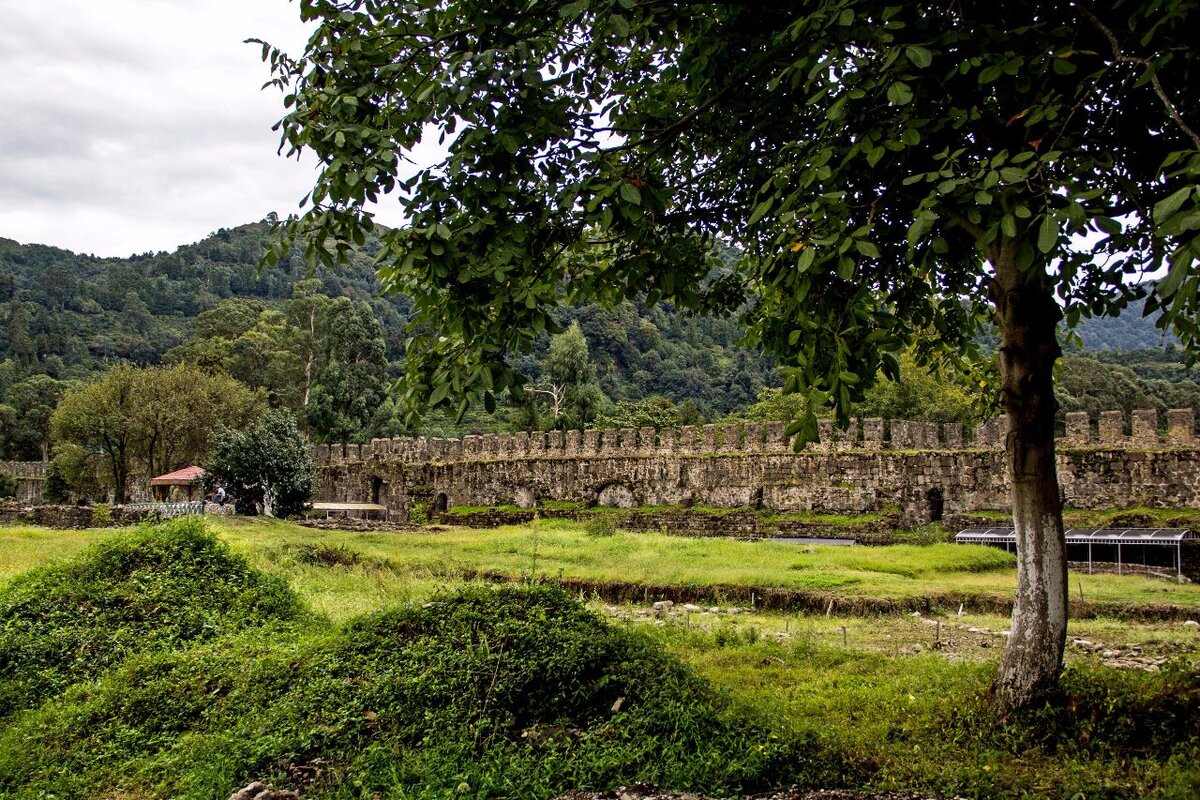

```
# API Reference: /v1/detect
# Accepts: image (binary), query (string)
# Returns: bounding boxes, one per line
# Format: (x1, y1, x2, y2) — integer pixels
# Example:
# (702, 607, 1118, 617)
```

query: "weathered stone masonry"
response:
(313, 409, 1200, 526)
(0, 460, 45, 504)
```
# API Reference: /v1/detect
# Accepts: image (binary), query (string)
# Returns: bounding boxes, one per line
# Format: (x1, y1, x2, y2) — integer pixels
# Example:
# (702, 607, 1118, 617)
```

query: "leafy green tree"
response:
(168, 300, 304, 409)
(51, 365, 139, 502)
(131, 364, 264, 479)
(42, 458, 71, 504)
(268, 0, 1199, 709)
(50, 365, 262, 502)
(530, 322, 606, 429)
(0, 473, 16, 499)
(204, 409, 315, 517)
(284, 278, 333, 408)
(4, 303, 37, 368)
(736, 388, 811, 425)
(0, 404, 16, 459)
(307, 298, 389, 443)
(5, 375, 69, 460)
(46, 444, 106, 503)
(855, 352, 980, 424)
(595, 396, 700, 430)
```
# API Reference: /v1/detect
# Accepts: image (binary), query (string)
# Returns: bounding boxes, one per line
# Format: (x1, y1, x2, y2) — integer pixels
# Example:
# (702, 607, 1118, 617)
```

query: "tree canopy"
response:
(266, 0, 1200, 708)
(50, 364, 263, 502)
(204, 408, 315, 518)
(266, 0, 1198, 427)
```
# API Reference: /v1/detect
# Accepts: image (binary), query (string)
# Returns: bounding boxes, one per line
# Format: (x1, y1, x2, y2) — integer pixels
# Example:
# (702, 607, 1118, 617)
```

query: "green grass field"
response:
(3, 517, 1199, 798)
(4, 517, 1200, 621)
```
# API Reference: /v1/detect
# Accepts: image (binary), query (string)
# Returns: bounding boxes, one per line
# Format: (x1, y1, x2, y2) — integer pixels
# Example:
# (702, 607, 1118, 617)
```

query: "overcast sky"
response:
(0, 0, 407, 257)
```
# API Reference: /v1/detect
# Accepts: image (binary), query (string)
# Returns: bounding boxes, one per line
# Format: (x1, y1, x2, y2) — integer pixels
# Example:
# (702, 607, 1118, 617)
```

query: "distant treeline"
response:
(1, 222, 1196, 460)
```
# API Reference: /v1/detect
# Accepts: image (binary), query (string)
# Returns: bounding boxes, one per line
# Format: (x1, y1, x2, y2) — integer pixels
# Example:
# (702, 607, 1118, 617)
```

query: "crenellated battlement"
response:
(311, 408, 1198, 468)
(0, 461, 47, 478)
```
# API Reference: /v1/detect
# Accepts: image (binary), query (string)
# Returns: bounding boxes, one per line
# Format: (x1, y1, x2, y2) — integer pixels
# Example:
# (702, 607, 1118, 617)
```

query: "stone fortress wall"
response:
(313, 408, 1200, 526)
(0, 460, 46, 504)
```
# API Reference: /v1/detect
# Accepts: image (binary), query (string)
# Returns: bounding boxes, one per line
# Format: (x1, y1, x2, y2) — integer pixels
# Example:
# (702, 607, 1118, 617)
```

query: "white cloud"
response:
(0, 0, 410, 256)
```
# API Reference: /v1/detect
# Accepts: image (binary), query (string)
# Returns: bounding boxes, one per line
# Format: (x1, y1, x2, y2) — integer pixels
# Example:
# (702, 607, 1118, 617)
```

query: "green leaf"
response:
(428, 383, 449, 407)
(797, 246, 816, 273)
(619, 182, 642, 206)
(836, 256, 854, 280)
(1037, 214, 1058, 254)
(855, 240, 881, 259)
(881, 352, 901, 380)
(559, 0, 588, 18)
(609, 13, 630, 37)
(999, 167, 1027, 183)
(1001, 214, 1017, 238)
(905, 46, 933, 68)
(1157, 252, 1192, 298)
(748, 197, 774, 225)
(907, 211, 937, 246)
(979, 64, 1003, 83)
(886, 82, 913, 106)
(1154, 185, 1194, 223)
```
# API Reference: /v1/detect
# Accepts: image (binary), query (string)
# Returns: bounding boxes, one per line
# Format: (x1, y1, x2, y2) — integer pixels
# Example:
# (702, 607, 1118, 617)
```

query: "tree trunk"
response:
(992, 243, 1068, 711)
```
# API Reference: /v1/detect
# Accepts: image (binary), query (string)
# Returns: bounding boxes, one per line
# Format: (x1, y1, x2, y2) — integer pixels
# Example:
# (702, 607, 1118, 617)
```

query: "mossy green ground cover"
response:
(228, 518, 1199, 612)
(4, 517, 1200, 617)
(0, 521, 788, 799)
(2, 518, 1199, 798)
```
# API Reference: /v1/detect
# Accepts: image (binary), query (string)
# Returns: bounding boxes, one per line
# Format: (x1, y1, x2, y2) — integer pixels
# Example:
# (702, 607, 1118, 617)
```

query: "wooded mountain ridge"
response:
(0, 220, 1191, 455)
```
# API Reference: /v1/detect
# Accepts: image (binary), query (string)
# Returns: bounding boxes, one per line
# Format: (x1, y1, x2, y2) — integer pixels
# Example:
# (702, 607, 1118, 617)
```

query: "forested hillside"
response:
(0, 223, 776, 452)
(2, 221, 1197, 462)
(0, 222, 402, 377)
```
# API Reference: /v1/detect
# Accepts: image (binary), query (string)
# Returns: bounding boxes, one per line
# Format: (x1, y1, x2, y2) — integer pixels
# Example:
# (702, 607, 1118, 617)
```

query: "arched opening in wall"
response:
(371, 476, 383, 505)
(512, 486, 537, 509)
(926, 488, 944, 522)
(596, 483, 636, 509)
(434, 493, 449, 513)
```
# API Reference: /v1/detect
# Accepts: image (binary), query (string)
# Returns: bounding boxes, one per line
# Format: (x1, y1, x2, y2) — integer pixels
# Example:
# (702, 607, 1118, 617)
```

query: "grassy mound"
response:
(0, 583, 795, 799)
(0, 517, 302, 717)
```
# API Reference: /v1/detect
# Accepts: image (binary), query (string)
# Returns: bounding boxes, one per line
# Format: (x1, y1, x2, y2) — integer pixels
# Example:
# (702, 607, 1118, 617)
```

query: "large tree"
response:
(204, 408, 315, 518)
(50, 364, 263, 502)
(264, 1, 1200, 709)
(306, 297, 390, 443)
(529, 321, 606, 428)
(2, 375, 68, 460)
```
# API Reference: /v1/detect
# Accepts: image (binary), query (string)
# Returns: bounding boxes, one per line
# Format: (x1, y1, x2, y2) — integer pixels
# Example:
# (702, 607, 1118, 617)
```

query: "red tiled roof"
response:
(148, 466, 206, 485)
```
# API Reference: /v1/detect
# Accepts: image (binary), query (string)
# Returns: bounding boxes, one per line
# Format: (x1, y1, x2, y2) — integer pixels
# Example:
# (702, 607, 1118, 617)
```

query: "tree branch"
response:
(1079, 3, 1200, 150)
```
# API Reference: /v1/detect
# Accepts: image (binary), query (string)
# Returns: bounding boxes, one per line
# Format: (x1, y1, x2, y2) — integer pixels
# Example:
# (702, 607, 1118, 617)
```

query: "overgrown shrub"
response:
(204, 408, 314, 517)
(0, 518, 302, 718)
(585, 514, 618, 537)
(284, 542, 393, 572)
(407, 499, 430, 524)
(42, 458, 70, 503)
(0, 473, 16, 499)
(0, 585, 795, 799)
(90, 501, 112, 527)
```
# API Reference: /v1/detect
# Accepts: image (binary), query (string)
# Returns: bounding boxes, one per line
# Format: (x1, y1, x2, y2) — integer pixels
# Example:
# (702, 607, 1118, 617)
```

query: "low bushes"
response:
(0, 517, 302, 718)
(0, 523, 795, 798)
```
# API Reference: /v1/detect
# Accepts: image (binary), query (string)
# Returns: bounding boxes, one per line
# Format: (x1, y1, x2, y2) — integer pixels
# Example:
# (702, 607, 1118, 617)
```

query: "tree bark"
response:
(992, 241, 1068, 711)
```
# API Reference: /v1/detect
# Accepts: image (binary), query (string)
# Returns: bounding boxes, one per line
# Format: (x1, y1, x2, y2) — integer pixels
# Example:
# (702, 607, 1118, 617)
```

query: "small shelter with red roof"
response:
(149, 466, 205, 502)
